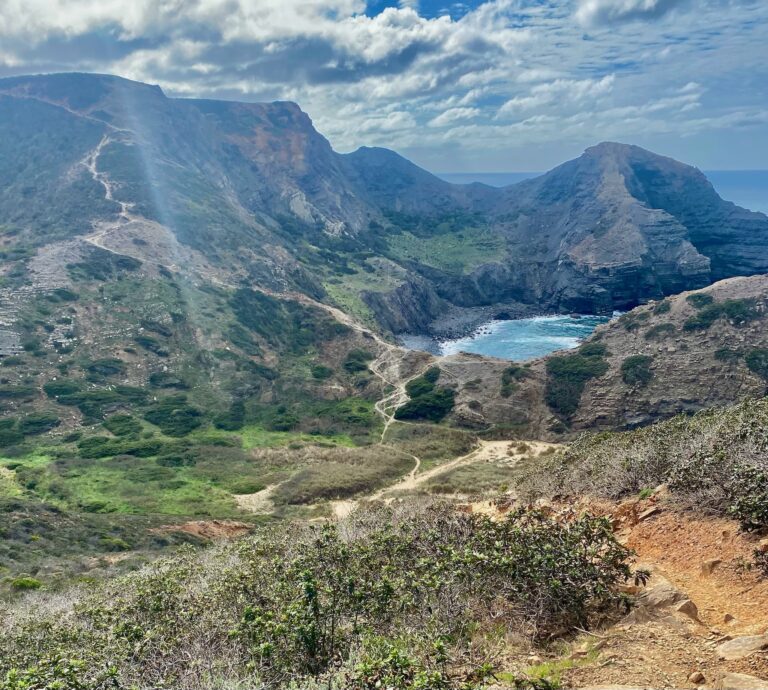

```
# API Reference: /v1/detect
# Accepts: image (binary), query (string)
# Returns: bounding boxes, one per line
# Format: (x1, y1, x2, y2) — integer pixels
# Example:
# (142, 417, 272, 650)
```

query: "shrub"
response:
(683, 298, 760, 331)
(0, 428, 23, 447)
(618, 311, 650, 331)
(148, 371, 188, 389)
(545, 344, 609, 419)
(0, 386, 37, 401)
(18, 413, 60, 436)
(10, 576, 42, 591)
(305, 364, 331, 382)
(396, 369, 455, 422)
(653, 300, 671, 314)
(644, 323, 676, 340)
(0, 505, 641, 690)
(143, 396, 203, 436)
(745, 349, 768, 381)
(620, 355, 653, 387)
(686, 293, 714, 309)
(715, 348, 742, 363)
(85, 358, 126, 378)
(213, 401, 246, 431)
(230, 288, 349, 354)
(103, 414, 142, 437)
(395, 388, 455, 422)
(43, 379, 81, 397)
(501, 364, 530, 397)
(518, 398, 768, 532)
(134, 335, 169, 357)
(344, 348, 374, 374)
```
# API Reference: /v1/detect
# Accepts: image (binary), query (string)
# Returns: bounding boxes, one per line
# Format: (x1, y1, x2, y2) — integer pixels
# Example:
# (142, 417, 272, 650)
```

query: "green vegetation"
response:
(644, 323, 676, 340)
(715, 348, 742, 363)
(395, 367, 455, 422)
(343, 348, 374, 373)
(388, 226, 506, 274)
(272, 445, 414, 504)
(745, 348, 768, 380)
(134, 334, 169, 357)
(683, 298, 760, 331)
(230, 288, 349, 354)
(85, 357, 127, 379)
(653, 300, 671, 314)
(0, 504, 642, 689)
(618, 311, 650, 332)
(44, 380, 148, 418)
(685, 292, 714, 309)
(501, 364, 530, 397)
(545, 343, 609, 420)
(518, 397, 768, 532)
(620, 355, 653, 387)
(143, 395, 203, 436)
(67, 251, 142, 282)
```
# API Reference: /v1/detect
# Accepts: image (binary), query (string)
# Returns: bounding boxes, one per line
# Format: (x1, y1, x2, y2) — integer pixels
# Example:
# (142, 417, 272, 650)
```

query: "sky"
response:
(0, 0, 766, 172)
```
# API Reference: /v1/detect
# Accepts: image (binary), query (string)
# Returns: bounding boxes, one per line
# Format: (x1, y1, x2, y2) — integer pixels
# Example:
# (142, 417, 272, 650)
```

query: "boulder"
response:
(638, 581, 688, 609)
(675, 599, 700, 621)
(715, 634, 768, 660)
(713, 672, 768, 689)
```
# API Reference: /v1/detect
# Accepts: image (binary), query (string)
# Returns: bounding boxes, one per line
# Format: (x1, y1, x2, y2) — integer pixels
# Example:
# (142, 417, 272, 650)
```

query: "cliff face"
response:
(342, 141, 768, 322)
(440, 274, 768, 439)
(1, 73, 767, 337)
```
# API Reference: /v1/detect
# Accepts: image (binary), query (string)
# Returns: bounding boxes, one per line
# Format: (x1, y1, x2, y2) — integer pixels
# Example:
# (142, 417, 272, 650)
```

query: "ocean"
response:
(400, 314, 614, 361)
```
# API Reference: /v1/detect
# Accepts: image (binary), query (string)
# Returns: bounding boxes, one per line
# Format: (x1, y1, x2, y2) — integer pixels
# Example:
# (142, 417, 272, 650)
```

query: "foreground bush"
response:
(0, 503, 640, 690)
(518, 398, 768, 531)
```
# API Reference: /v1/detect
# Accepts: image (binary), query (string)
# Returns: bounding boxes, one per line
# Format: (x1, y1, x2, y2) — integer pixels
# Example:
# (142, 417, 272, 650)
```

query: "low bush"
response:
(396, 368, 455, 422)
(715, 348, 742, 363)
(103, 414, 142, 437)
(310, 364, 334, 380)
(686, 292, 714, 309)
(85, 358, 126, 379)
(148, 371, 188, 389)
(500, 364, 530, 397)
(213, 401, 246, 431)
(620, 355, 653, 387)
(18, 413, 60, 436)
(745, 348, 768, 381)
(545, 343, 609, 420)
(134, 335, 169, 357)
(0, 386, 37, 401)
(9, 576, 42, 591)
(518, 398, 768, 532)
(644, 323, 676, 340)
(653, 300, 671, 314)
(0, 503, 643, 689)
(230, 288, 350, 354)
(683, 298, 760, 331)
(143, 395, 203, 436)
(343, 348, 374, 374)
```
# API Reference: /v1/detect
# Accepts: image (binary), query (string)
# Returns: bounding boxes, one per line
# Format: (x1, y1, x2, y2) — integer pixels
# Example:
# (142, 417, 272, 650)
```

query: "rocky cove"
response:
(399, 312, 615, 360)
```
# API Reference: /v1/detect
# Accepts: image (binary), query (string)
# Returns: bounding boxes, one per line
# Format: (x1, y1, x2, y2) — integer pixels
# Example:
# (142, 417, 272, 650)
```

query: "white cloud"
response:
(428, 106, 480, 127)
(0, 0, 765, 168)
(575, 0, 691, 26)
(497, 75, 615, 118)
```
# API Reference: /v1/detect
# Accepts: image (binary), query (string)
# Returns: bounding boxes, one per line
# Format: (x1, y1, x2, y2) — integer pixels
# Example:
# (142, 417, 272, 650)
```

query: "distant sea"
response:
(438, 170, 768, 215)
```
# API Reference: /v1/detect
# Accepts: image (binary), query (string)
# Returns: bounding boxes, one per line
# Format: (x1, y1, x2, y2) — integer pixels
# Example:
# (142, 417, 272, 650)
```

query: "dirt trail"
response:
(467, 496, 768, 689)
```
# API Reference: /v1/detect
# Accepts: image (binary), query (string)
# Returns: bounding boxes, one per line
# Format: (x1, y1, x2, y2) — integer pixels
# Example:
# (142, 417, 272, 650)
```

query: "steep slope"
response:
(440, 274, 768, 438)
(3, 73, 767, 336)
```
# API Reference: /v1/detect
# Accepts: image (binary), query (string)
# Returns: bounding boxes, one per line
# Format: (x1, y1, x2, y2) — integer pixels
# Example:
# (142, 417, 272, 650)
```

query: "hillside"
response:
(1, 72, 768, 606)
(438, 274, 768, 438)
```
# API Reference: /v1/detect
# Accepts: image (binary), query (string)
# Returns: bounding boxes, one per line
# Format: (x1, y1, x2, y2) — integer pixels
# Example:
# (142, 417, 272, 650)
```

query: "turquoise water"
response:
(422, 314, 613, 361)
